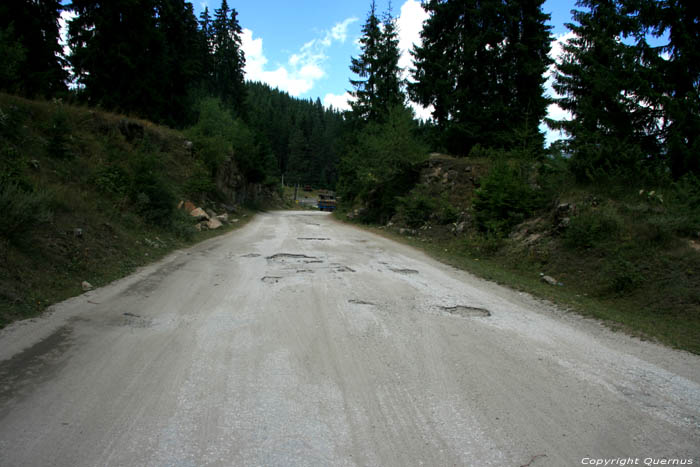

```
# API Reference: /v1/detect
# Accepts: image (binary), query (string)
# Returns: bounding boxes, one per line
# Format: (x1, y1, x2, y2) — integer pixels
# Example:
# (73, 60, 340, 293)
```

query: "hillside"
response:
(339, 154, 700, 354)
(0, 94, 274, 327)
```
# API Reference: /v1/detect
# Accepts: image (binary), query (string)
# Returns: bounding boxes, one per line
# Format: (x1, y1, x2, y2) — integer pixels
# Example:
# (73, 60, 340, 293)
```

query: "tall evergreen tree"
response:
(68, 0, 161, 115)
(349, 1, 404, 122)
(551, 0, 661, 179)
(0, 0, 66, 97)
(622, 0, 700, 178)
(411, 0, 551, 156)
(212, 0, 246, 115)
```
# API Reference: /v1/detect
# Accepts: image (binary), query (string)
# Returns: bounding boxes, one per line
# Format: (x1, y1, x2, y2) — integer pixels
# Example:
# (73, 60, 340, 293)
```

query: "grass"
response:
(0, 93, 261, 327)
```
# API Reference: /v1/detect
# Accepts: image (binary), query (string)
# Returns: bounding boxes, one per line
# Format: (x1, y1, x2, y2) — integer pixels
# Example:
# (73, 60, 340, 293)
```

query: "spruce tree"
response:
(0, 0, 66, 97)
(551, 0, 659, 179)
(622, 0, 700, 178)
(349, 1, 404, 123)
(411, 0, 551, 156)
(349, 0, 383, 121)
(212, 0, 246, 115)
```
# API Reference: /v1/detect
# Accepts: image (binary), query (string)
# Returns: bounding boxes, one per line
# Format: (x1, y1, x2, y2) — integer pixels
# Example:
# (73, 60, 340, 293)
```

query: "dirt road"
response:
(1, 211, 698, 466)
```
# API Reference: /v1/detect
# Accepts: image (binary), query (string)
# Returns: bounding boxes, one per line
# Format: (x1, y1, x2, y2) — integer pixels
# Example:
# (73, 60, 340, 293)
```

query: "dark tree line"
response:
(245, 82, 345, 188)
(67, 0, 245, 127)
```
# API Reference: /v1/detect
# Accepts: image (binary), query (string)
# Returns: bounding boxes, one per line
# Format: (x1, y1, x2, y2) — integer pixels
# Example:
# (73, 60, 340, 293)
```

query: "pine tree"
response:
(349, 0, 383, 121)
(551, 0, 659, 179)
(68, 0, 161, 115)
(622, 0, 700, 178)
(349, 1, 404, 123)
(0, 0, 66, 97)
(411, 0, 551, 156)
(212, 0, 246, 115)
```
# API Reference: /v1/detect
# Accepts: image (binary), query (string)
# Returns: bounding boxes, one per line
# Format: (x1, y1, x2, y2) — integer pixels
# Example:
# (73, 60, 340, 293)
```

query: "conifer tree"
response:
(0, 0, 66, 97)
(622, 0, 700, 178)
(349, 1, 404, 122)
(411, 0, 551, 156)
(212, 0, 246, 115)
(552, 0, 660, 178)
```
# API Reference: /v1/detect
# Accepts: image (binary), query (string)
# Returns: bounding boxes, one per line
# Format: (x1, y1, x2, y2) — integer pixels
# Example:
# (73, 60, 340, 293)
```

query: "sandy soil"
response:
(0, 211, 698, 466)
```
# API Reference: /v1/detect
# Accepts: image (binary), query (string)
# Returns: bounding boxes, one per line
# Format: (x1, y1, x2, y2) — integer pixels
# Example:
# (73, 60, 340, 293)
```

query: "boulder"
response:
(206, 209, 217, 219)
(207, 217, 223, 230)
(183, 201, 196, 213)
(216, 213, 229, 223)
(190, 208, 209, 221)
(541, 275, 557, 286)
(81, 281, 93, 292)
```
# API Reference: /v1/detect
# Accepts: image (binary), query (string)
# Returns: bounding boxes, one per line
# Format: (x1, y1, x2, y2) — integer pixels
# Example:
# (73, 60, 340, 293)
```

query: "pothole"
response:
(295, 269, 315, 274)
(440, 305, 491, 318)
(241, 253, 261, 258)
(297, 237, 330, 241)
(348, 299, 375, 306)
(389, 267, 419, 275)
(332, 264, 356, 273)
(121, 312, 153, 328)
(261, 276, 283, 284)
(267, 253, 317, 261)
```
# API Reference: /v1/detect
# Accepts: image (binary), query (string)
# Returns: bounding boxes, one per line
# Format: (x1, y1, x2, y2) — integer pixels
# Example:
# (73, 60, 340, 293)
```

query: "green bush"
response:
(0, 183, 53, 239)
(94, 165, 130, 197)
(397, 189, 436, 228)
(668, 174, 700, 236)
(605, 255, 645, 294)
(473, 161, 543, 236)
(564, 206, 621, 249)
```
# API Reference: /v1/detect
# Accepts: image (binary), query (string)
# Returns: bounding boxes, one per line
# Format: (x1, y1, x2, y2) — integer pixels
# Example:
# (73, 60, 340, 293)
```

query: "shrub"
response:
(473, 161, 544, 236)
(396, 189, 436, 228)
(605, 255, 644, 294)
(564, 206, 621, 250)
(0, 183, 53, 239)
(94, 165, 131, 197)
(668, 174, 700, 236)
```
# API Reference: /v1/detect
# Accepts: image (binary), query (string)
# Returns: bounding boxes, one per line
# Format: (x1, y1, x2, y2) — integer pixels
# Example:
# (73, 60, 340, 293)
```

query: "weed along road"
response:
(0, 211, 699, 466)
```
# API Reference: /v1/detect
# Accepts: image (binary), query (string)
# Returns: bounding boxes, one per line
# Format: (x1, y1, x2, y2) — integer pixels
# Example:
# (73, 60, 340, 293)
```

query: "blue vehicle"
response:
(317, 191, 337, 211)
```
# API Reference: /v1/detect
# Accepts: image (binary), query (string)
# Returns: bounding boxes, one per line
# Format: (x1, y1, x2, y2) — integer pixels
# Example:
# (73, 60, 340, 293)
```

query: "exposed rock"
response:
(541, 275, 557, 286)
(81, 281, 93, 292)
(205, 208, 217, 219)
(189, 208, 209, 221)
(207, 217, 223, 230)
(451, 221, 467, 234)
(178, 200, 197, 213)
(216, 213, 229, 223)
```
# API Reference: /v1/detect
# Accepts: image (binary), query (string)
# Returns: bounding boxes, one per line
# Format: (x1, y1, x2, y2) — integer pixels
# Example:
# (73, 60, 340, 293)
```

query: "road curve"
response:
(1, 211, 698, 466)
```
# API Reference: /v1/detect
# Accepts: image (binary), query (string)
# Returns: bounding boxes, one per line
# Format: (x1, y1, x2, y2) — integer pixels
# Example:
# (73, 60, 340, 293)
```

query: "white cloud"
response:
(242, 17, 357, 97)
(331, 17, 357, 43)
(396, 0, 429, 80)
(543, 32, 576, 145)
(323, 92, 354, 111)
(397, 0, 432, 120)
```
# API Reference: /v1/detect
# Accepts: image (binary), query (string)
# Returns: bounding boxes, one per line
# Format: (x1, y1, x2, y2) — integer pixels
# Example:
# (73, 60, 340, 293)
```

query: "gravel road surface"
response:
(1, 211, 698, 466)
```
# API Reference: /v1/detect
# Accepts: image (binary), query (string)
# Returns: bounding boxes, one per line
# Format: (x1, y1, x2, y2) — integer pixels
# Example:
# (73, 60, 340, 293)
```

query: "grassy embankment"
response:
(0, 93, 255, 327)
(337, 155, 700, 354)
